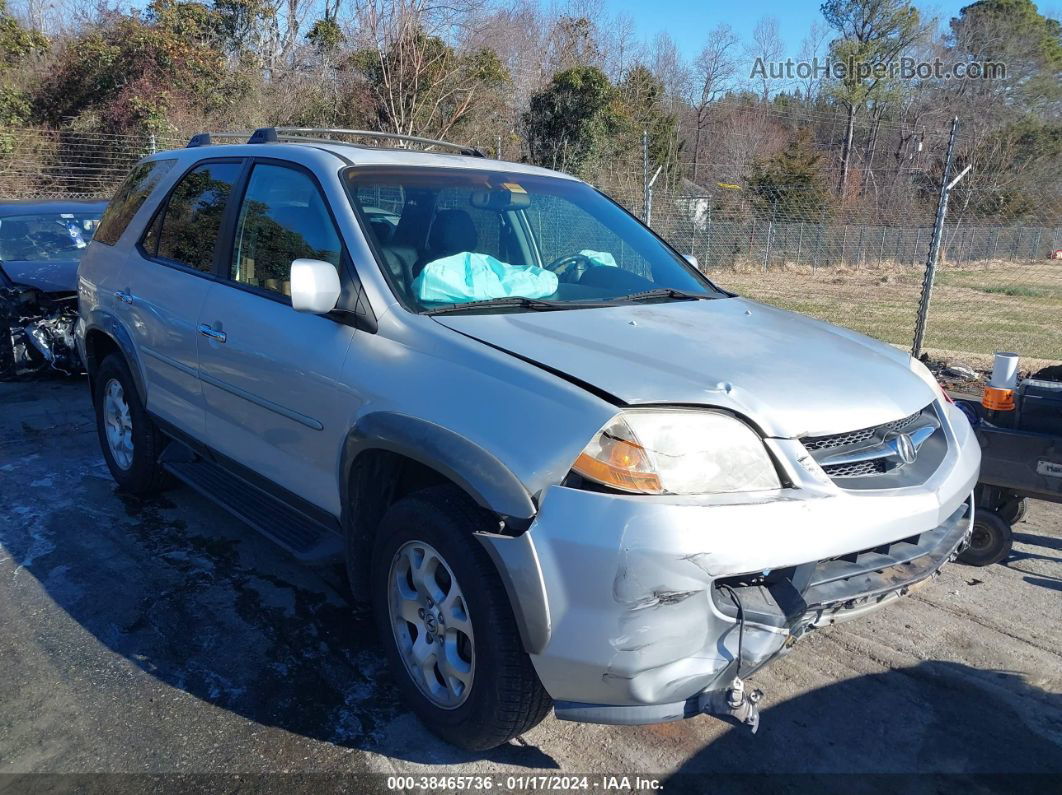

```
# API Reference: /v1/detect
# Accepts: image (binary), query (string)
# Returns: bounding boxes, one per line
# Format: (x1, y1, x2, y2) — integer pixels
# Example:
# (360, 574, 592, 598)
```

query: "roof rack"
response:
(257, 127, 486, 157)
(186, 127, 485, 157)
(185, 131, 252, 148)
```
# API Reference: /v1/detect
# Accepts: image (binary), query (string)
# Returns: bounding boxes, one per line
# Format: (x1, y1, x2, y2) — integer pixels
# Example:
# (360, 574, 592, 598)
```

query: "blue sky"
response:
(604, 1, 983, 60)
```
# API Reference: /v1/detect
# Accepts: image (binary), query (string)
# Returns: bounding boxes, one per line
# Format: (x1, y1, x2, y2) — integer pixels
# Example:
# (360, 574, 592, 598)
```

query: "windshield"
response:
(0, 211, 102, 262)
(344, 167, 723, 313)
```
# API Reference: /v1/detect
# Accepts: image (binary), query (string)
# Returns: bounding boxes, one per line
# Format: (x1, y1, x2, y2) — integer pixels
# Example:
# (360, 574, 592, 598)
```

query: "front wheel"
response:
(370, 486, 551, 750)
(958, 510, 1013, 567)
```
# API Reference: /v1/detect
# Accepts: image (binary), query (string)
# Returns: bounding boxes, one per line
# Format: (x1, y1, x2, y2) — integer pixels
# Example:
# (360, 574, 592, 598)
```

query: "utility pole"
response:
(912, 117, 970, 358)
(642, 129, 650, 222)
(763, 198, 777, 271)
(646, 166, 662, 227)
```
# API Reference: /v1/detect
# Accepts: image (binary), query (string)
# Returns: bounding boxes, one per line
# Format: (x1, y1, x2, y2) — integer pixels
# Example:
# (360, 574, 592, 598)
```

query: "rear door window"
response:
(146, 161, 242, 273)
(229, 163, 342, 296)
(94, 159, 175, 246)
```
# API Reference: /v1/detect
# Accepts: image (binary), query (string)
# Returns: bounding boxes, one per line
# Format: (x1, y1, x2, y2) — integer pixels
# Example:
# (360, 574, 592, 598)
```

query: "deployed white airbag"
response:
(579, 249, 618, 267)
(414, 252, 559, 303)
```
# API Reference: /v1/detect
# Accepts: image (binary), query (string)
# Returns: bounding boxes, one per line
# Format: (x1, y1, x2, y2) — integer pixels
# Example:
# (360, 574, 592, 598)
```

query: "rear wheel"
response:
(958, 510, 1013, 567)
(0, 292, 19, 380)
(370, 486, 551, 750)
(93, 354, 167, 494)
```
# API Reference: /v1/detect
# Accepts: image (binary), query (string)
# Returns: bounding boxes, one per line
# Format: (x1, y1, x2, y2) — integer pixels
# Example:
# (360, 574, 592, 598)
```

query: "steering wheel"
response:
(544, 253, 594, 284)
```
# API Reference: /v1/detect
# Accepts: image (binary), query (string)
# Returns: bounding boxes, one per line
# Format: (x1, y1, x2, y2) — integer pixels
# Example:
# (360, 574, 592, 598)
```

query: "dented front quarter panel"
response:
(521, 403, 980, 710)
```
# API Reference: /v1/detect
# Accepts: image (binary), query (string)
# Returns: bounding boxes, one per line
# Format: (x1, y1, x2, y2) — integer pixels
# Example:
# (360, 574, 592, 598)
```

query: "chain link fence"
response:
(604, 157, 1061, 369)
(0, 127, 183, 199)
(2, 125, 1059, 368)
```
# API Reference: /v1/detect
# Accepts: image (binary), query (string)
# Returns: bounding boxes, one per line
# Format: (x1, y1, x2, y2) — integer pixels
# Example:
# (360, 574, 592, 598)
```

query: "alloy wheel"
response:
(102, 378, 134, 470)
(388, 540, 475, 709)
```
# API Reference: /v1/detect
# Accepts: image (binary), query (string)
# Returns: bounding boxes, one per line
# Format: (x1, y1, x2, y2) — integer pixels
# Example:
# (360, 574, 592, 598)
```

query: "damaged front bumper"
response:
(0, 285, 81, 379)
(479, 401, 980, 727)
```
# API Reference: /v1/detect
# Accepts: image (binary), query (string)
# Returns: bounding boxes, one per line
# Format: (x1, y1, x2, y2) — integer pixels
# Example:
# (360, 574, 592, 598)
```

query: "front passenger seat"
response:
(413, 209, 479, 278)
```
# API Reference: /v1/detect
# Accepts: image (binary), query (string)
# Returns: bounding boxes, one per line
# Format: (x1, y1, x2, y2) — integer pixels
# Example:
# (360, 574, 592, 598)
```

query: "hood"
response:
(434, 297, 936, 438)
(0, 259, 79, 293)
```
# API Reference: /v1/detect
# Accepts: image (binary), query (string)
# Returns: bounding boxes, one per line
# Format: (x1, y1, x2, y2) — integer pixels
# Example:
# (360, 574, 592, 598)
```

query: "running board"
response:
(161, 448, 342, 563)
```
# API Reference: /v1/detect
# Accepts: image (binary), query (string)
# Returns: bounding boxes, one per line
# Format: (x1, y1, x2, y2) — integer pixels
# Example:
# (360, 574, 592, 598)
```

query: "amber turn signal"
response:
(572, 442, 663, 494)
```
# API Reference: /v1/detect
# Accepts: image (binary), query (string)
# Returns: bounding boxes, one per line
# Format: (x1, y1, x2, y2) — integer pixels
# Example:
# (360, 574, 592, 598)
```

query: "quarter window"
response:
(230, 164, 342, 296)
(95, 159, 176, 246)
(149, 161, 242, 273)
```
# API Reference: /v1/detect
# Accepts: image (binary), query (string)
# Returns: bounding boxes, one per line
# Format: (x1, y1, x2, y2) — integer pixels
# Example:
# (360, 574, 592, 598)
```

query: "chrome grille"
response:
(802, 410, 922, 452)
(802, 404, 943, 486)
(821, 459, 887, 479)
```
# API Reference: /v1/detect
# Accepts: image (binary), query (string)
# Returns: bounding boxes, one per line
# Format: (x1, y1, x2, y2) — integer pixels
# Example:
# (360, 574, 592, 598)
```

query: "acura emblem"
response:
(889, 432, 917, 465)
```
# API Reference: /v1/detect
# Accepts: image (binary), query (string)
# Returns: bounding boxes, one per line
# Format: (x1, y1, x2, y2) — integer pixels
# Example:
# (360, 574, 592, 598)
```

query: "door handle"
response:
(114, 289, 133, 305)
(197, 323, 227, 343)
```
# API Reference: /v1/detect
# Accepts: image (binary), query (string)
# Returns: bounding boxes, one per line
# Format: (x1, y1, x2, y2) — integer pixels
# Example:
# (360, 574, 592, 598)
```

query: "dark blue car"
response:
(0, 198, 107, 378)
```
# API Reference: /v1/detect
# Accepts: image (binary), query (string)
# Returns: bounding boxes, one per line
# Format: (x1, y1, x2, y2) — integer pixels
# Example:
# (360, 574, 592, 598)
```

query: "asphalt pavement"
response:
(1, 378, 1059, 792)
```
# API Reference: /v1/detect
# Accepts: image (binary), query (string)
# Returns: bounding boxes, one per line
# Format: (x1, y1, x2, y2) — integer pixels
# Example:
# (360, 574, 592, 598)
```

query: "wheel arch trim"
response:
(339, 412, 537, 520)
(339, 413, 550, 653)
(474, 530, 552, 654)
(82, 311, 147, 405)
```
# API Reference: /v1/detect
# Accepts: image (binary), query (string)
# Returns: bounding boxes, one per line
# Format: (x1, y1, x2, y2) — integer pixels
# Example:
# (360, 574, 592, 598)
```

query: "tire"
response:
(1, 292, 19, 380)
(997, 496, 1028, 526)
(0, 328, 13, 380)
(370, 485, 551, 750)
(958, 510, 1013, 567)
(93, 353, 167, 494)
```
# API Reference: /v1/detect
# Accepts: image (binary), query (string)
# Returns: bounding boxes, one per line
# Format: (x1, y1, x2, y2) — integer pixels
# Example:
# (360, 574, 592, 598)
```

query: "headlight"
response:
(571, 409, 781, 495)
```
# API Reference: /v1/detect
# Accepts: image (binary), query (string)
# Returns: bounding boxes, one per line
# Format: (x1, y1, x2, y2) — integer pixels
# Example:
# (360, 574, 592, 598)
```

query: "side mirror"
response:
(290, 259, 341, 314)
(684, 254, 699, 268)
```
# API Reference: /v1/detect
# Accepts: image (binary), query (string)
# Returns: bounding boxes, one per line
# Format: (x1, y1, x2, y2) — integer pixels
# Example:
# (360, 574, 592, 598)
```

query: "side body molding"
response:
(341, 411, 537, 519)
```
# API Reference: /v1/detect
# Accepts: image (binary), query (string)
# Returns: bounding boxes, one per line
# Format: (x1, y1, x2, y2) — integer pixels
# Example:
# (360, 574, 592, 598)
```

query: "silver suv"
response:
(77, 128, 980, 749)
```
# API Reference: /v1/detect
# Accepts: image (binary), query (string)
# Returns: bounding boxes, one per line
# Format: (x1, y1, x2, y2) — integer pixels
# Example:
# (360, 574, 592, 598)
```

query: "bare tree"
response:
(747, 16, 783, 102)
(602, 11, 639, 82)
(649, 31, 689, 107)
(353, 0, 501, 139)
(796, 20, 829, 101)
(689, 23, 738, 182)
(466, 2, 552, 137)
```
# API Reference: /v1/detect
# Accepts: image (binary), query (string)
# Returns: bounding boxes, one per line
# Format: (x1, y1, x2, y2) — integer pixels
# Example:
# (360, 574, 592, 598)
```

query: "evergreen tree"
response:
(746, 130, 830, 220)
(523, 66, 618, 178)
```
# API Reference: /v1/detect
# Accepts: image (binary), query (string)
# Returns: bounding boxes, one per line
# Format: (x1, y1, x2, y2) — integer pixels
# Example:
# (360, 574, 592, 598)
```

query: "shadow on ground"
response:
(2, 465, 556, 768)
(659, 660, 1061, 792)
(1012, 531, 1062, 552)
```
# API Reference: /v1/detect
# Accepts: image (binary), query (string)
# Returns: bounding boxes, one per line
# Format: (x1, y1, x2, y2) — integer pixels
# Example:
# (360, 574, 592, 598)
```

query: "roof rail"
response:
(247, 127, 486, 157)
(186, 131, 252, 148)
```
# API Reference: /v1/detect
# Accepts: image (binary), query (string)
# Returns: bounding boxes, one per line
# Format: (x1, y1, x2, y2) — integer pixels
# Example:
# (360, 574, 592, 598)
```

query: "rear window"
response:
(147, 161, 242, 273)
(94, 159, 176, 246)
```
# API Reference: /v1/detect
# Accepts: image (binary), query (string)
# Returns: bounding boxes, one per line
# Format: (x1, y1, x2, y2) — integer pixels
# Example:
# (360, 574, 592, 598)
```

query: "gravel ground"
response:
(1, 378, 1060, 791)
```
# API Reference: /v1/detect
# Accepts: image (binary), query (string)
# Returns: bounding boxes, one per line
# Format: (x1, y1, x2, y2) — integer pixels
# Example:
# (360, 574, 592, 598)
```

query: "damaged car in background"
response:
(0, 199, 106, 379)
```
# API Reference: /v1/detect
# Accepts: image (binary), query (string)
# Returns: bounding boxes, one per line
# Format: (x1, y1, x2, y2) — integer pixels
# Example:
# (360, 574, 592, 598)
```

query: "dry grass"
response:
(712, 259, 1062, 364)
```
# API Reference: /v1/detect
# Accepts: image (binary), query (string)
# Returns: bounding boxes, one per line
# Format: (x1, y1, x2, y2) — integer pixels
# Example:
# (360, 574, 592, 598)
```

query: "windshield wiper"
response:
(612, 288, 716, 303)
(423, 296, 570, 315)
